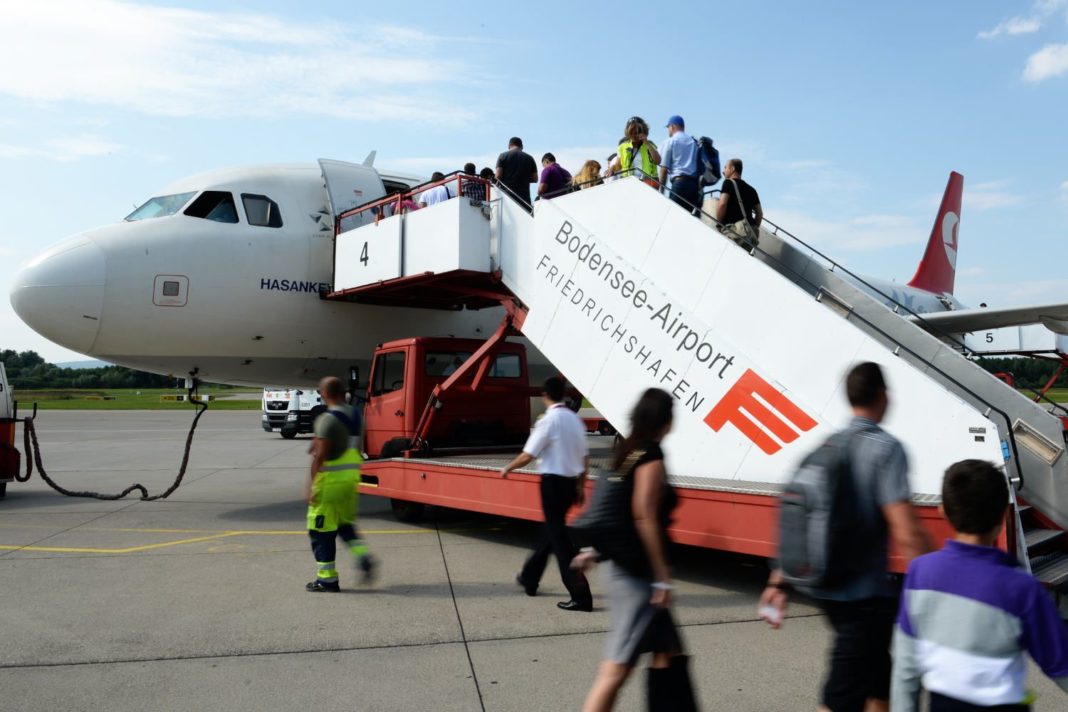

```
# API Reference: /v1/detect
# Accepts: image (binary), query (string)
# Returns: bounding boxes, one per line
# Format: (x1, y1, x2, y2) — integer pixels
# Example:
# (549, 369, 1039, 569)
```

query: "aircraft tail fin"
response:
(362, 150, 376, 167)
(907, 171, 963, 295)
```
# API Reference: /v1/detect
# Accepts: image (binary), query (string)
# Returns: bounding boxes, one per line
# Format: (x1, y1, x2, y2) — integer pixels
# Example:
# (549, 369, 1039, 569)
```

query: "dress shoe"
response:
(556, 599, 593, 612)
(516, 573, 537, 597)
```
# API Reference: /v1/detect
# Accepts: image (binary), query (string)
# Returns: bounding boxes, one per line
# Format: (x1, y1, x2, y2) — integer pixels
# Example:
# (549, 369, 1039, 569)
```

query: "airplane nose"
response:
(10, 237, 106, 354)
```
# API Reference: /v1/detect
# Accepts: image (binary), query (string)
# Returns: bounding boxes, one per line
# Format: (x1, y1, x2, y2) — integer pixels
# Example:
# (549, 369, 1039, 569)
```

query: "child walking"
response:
(891, 459, 1068, 711)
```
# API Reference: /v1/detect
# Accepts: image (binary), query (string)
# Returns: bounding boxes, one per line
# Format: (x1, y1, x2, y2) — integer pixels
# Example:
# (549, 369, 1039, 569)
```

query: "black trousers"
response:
(818, 595, 898, 712)
(929, 693, 1029, 712)
(519, 475, 592, 605)
(668, 175, 701, 214)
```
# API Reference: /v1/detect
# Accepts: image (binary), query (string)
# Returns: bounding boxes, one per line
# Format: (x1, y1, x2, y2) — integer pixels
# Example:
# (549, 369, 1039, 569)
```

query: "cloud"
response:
(1023, 43, 1068, 81)
(0, 134, 122, 162)
(979, 0, 1067, 39)
(957, 277, 1068, 309)
(764, 210, 925, 252)
(388, 146, 616, 178)
(963, 180, 1027, 212)
(0, 0, 489, 124)
(979, 17, 1042, 39)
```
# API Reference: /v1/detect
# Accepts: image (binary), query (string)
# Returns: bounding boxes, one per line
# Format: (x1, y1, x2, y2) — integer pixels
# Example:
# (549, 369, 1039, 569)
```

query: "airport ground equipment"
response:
(2, 376, 210, 501)
(262, 386, 325, 439)
(579, 408, 616, 436)
(326, 172, 1068, 596)
(0, 364, 18, 498)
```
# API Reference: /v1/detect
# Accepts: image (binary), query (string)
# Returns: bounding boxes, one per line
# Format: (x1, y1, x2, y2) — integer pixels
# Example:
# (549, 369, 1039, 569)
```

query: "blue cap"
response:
(665, 115, 684, 128)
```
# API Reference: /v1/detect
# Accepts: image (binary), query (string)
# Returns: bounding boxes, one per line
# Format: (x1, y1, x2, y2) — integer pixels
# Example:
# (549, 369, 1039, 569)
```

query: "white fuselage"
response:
(9, 161, 970, 388)
(10, 163, 513, 387)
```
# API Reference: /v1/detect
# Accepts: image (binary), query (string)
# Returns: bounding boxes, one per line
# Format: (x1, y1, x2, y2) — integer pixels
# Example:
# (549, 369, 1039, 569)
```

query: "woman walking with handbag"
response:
(572, 388, 698, 712)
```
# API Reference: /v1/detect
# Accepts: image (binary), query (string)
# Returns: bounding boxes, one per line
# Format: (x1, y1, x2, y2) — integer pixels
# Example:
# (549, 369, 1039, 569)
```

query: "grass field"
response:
(13, 388, 262, 410)
(10, 386, 1066, 412)
(1021, 387, 1068, 404)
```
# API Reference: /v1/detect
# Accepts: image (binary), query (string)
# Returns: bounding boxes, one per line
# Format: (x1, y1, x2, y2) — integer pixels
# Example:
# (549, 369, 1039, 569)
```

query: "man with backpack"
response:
(759, 362, 930, 712)
(658, 115, 701, 214)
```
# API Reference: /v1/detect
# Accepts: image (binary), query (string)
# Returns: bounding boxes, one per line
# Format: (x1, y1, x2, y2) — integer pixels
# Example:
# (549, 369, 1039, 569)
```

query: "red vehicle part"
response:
(359, 459, 961, 573)
(362, 314, 536, 459)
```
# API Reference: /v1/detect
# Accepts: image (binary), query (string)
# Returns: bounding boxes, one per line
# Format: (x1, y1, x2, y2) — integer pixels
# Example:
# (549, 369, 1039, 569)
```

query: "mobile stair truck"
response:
(321, 169, 1068, 610)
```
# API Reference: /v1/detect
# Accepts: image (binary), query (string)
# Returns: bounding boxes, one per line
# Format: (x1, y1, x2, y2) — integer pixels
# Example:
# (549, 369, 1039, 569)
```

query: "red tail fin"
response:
(908, 171, 963, 295)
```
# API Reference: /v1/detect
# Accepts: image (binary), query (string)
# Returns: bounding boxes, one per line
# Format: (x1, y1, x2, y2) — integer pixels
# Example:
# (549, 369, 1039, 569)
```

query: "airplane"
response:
(8, 157, 525, 389)
(847, 172, 1068, 340)
(10, 160, 1068, 389)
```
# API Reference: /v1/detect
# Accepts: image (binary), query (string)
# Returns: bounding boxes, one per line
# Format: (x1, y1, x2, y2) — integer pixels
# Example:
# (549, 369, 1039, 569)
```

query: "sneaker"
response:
(357, 554, 377, 585)
(305, 580, 340, 593)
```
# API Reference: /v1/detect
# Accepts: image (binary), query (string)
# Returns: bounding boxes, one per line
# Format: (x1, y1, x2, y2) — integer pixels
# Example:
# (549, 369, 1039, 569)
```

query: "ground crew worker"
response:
(304, 376, 375, 592)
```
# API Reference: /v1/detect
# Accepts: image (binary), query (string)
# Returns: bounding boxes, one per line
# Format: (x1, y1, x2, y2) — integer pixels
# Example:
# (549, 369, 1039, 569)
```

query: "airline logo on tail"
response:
(704, 369, 817, 455)
(942, 210, 959, 269)
(908, 171, 963, 296)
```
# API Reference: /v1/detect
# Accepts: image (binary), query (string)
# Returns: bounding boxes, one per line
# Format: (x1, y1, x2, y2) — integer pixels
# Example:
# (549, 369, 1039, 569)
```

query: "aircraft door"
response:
(318, 158, 386, 232)
(364, 349, 408, 457)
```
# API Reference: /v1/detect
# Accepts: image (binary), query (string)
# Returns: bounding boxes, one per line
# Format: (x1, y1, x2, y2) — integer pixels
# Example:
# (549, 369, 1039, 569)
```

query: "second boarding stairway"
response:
(329, 176, 1068, 595)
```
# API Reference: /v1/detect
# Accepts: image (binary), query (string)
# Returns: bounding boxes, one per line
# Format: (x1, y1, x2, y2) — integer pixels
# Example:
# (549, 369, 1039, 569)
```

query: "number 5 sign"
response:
(334, 217, 403, 289)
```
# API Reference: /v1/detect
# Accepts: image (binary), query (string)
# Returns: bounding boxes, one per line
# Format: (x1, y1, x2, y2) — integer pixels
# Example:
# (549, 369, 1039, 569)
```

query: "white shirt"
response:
(418, 184, 451, 206)
(522, 403, 588, 477)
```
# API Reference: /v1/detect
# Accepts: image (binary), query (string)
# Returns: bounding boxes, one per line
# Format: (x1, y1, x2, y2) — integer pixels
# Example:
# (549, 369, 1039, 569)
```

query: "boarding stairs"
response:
(327, 174, 1068, 593)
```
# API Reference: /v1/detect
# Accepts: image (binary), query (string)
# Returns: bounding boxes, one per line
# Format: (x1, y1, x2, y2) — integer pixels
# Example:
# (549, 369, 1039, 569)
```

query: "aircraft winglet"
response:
(908, 171, 963, 296)
(362, 151, 376, 167)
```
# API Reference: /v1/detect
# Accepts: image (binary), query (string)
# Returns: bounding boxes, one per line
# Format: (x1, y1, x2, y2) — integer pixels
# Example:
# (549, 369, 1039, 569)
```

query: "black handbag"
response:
(570, 450, 650, 577)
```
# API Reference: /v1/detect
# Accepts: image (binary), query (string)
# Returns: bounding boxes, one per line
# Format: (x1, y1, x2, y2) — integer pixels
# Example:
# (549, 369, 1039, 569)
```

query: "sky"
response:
(1, 0, 1067, 363)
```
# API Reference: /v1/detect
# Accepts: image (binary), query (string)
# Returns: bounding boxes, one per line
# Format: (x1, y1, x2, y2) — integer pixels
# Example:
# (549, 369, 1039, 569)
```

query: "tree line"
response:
(1, 349, 1064, 392)
(975, 356, 1067, 390)
(1, 350, 176, 390)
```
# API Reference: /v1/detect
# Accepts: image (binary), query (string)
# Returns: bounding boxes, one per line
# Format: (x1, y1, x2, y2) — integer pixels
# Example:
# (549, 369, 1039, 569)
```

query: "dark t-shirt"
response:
(496, 149, 537, 208)
(625, 442, 678, 577)
(539, 163, 572, 199)
(721, 178, 760, 225)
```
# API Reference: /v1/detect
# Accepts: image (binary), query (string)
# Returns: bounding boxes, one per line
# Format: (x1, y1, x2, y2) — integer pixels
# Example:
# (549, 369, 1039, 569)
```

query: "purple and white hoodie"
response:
(891, 540, 1068, 710)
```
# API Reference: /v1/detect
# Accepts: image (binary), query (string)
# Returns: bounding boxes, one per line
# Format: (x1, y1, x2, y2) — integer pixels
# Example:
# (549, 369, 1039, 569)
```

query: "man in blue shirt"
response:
(658, 115, 701, 214)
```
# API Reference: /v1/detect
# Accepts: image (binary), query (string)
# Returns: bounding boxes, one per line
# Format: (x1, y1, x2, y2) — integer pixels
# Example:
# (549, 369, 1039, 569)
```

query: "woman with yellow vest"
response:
(605, 117, 661, 188)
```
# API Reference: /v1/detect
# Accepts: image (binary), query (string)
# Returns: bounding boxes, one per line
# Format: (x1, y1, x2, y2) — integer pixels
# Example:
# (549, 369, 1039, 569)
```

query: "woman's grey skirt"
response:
(601, 561, 682, 665)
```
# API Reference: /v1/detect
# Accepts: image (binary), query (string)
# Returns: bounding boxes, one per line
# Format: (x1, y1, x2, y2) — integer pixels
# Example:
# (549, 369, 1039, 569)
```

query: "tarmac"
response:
(1, 411, 1063, 712)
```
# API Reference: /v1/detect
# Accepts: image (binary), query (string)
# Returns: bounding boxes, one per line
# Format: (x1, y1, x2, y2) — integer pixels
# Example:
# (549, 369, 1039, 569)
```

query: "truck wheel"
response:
(597, 422, 616, 436)
(390, 499, 426, 523)
(281, 430, 297, 440)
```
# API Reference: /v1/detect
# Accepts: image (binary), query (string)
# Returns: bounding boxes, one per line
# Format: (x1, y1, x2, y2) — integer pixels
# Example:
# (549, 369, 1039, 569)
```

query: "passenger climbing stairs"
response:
(326, 173, 1068, 604)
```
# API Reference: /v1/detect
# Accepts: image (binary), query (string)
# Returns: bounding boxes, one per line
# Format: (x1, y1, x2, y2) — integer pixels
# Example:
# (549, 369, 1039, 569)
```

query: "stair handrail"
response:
(571, 174, 1031, 492)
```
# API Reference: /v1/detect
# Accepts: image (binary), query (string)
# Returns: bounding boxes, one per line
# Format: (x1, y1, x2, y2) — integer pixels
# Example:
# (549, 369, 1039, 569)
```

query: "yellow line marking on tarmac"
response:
(0, 526, 503, 554)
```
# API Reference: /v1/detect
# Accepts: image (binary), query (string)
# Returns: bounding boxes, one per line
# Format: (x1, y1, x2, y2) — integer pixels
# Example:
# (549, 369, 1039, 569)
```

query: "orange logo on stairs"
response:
(704, 369, 818, 455)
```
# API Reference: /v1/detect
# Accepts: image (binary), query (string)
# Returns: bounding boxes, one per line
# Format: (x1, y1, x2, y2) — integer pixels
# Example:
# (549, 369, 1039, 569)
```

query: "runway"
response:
(1, 410, 1062, 711)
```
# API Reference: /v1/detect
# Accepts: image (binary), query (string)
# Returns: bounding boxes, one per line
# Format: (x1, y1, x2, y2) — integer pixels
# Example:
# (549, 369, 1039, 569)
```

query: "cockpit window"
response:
(241, 194, 283, 228)
(125, 192, 196, 221)
(184, 191, 239, 223)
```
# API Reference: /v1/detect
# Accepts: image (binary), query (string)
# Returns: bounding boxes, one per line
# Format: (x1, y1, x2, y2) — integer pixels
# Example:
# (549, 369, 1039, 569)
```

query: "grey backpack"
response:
(778, 430, 864, 589)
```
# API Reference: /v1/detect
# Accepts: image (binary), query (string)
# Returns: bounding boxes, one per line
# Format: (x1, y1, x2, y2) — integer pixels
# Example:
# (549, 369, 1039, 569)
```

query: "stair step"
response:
(1018, 504, 1032, 515)
(1031, 552, 1068, 588)
(1025, 528, 1065, 553)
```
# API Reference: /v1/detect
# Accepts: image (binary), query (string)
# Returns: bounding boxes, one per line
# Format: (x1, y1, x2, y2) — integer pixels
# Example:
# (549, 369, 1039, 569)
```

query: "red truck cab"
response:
(363, 337, 533, 458)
